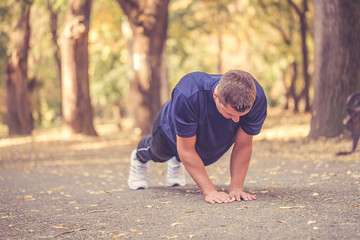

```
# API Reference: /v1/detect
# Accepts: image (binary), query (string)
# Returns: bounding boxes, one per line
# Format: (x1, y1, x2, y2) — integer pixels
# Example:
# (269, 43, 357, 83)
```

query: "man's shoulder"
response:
(249, 75, 266, 104)
(180, 71, 222, 81)
(175, 72, 220, 94)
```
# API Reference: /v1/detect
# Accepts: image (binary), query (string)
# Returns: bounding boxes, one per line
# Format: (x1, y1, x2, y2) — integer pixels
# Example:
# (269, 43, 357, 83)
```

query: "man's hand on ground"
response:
(229, 189, 256, 202)
(204, 190, 235, 204)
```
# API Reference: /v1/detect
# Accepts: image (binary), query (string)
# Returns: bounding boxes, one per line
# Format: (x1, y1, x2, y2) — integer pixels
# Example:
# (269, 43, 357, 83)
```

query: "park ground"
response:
(0, 109, 359, 239)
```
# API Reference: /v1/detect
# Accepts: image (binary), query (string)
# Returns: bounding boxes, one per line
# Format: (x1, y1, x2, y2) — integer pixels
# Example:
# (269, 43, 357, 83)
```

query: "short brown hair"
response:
(217, 70, 256, 112)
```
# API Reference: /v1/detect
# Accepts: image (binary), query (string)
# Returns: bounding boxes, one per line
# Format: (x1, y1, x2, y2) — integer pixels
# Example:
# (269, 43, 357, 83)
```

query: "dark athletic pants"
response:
(136, 108, 179, 163)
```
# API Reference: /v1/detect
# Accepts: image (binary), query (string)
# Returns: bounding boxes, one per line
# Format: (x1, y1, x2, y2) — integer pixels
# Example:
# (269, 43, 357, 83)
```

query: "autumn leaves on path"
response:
(0, 113, 359, 239)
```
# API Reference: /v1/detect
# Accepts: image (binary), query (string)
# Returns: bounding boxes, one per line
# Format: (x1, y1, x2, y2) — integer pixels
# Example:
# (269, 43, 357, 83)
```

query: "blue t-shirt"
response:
(161, 72, 267, 166)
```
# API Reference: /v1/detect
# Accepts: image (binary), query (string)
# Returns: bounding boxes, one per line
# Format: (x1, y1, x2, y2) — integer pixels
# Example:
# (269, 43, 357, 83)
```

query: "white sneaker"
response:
(128, 149, 149, 190)
(166, 157, 186, 187)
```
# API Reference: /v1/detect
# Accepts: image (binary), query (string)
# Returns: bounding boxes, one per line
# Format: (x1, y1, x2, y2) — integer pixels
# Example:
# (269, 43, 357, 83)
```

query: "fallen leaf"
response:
(130, 229, 137, 233)
(351, 174, 360, 179)
(171, 222, 183, 227)
(184, 210, 195, 213)
(112, 233, 126, 238)
(276, 220, 285, 223)
(52, 224, 66, 229)
(312, 192, 319, 196)
(88, 210, 106, 213)
(307, 220, 317, 225)
(51, 186, 65, 191)
(279, 206, 294, 209)
(80, 183, 92, 187)
(22, 195, 35, 201)
(237, 206, 249, 210)
(165, 235, 178, 239)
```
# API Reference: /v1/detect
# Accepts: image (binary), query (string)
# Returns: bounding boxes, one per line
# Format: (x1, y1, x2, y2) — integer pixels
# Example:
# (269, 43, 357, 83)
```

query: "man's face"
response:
(214, 93, 250, 123)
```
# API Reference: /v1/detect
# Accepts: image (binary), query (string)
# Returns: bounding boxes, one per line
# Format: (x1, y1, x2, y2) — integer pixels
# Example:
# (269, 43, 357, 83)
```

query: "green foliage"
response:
(89, 0, 128, 121)
(0, 0, 315, 128)
(167, 0, 230, 86)
(167, 0, 314, 109)
(28, 0, 63, 126)
(0, 1, 11, 122)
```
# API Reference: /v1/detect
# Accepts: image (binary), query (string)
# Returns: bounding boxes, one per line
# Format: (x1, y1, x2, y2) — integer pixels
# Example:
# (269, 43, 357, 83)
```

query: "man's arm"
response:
(176, 135, 233, 204)
(228, 127, 256, 201)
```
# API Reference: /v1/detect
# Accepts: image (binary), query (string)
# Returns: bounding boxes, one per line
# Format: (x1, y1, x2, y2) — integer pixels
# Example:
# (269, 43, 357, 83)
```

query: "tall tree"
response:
(5, 0, 33, 136)
(60, 0, 97, 136)
(256, 0, 299, 110)
(255, 0, 312, 112)
(310, 0, 360, 138)
(199, 0, 233, 73)
(287, 0, 311, 112)
(116, 0, 170, 135)
(46, 0, 62, 116)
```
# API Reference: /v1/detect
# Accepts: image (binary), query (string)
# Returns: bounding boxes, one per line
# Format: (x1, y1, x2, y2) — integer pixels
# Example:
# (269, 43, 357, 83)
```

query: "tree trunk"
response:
(309, 0, 360, 138)
(289, 61, 300, 112)
(288, 0, 311, 112)
(60, 0, 97, 136)
(5, 0, 32, 136)
(117, 0, 170, 135)
(46, 0, 62, 116)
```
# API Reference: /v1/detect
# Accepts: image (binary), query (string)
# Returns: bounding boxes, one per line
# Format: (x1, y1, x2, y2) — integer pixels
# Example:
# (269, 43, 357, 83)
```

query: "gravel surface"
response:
(0, 124, 359, 239)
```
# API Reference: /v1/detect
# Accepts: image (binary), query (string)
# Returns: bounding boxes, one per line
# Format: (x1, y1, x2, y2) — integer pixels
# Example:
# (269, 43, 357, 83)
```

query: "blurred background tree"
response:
(28, 0, 66, 129)
(116, 0, 170, 135)
(89, 0, 127, 129)
(0, 2, 10, 127)
(60, 0, 97, 136)
(5, 0, 33, 136)
(310, 0, 360, 138)
(0, 0, 359, 139)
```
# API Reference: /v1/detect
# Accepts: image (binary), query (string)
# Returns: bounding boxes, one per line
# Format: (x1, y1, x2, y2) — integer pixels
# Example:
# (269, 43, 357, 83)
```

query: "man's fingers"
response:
(229, 191, 256, 202)
(214, 195, 230, 204)
(229, 193, 239, 202)
(229, 192, 242, 202)
(205, 192, 233, 204)
(241, 193, 256, 201)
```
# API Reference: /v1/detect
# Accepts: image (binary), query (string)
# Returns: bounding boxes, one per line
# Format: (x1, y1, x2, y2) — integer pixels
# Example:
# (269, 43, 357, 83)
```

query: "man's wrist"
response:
(229, 184, 244, 192)
(201, 186, 218, 196)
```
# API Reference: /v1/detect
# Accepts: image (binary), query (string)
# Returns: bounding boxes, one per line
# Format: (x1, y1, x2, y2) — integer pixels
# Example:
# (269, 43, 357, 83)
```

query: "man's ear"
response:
(213, 87, 218, 98)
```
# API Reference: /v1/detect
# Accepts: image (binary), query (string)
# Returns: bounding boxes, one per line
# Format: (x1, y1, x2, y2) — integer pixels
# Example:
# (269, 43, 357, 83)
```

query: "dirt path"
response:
(0, 111, 359, 239)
